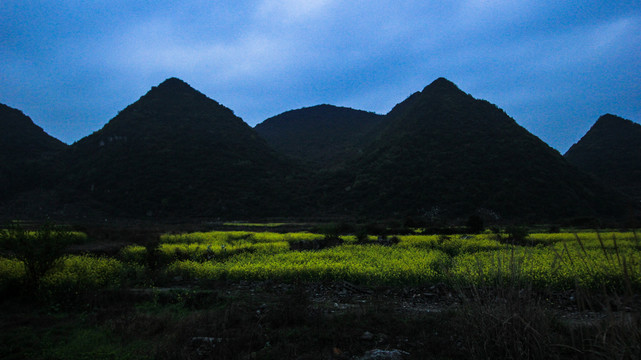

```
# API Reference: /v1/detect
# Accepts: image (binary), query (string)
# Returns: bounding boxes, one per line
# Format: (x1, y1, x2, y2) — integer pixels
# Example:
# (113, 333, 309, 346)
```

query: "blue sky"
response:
(1, 1, 639, 152)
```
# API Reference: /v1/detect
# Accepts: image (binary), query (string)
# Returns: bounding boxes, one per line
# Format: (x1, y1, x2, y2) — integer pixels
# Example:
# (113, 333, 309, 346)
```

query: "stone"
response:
(360, 331, 374, 340)
(358, 349, 409, 360)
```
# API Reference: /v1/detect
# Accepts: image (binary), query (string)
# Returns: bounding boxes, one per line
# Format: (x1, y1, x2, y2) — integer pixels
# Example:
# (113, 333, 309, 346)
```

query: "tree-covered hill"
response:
(565, 114, 641, 202)
(0, 103, 67, 201)
(60, 78, 302, 219)
(254, 104, 384, 168)
(1, 79, 633, 223)
(313, 78, 627, 221)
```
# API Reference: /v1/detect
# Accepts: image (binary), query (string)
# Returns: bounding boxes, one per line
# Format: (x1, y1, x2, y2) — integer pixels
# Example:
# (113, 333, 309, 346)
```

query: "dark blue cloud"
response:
(1, 1, 639, 151)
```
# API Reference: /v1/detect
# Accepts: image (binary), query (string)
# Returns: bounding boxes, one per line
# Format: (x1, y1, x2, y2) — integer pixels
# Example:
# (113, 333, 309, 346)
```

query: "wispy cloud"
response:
(99, 17, 296, 83)
(255, 0, 335, 22)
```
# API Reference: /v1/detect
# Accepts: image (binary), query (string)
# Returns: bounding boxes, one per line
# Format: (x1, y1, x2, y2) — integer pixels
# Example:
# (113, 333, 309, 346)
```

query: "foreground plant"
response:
(0, 222, 79, 288)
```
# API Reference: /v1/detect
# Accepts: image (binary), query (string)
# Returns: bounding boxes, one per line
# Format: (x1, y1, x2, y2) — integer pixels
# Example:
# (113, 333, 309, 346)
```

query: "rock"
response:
(358, 349, 409, 360)
(376, 333, 388, 343)
(360, 331, 374, 340)
(332, 347, 350, 360)
(190, 337, 222, 357)
(191, 337, 222, 344)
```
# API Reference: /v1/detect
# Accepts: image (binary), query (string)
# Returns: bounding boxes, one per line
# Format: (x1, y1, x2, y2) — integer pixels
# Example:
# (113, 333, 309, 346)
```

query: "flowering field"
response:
(161, 231, 641, 290)
(1, 230, 640, 292)
(2, 228, 640, 360)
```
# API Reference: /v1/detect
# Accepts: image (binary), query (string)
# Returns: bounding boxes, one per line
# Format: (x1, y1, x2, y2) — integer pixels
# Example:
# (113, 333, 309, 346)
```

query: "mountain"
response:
(565, 114, 641, 202)
(254, 104, 384, 167)
(316, 78, 626, 221)
(61, 78, 300, 219)
(0, 103, 67, 200)
(1, 79, 632, 223)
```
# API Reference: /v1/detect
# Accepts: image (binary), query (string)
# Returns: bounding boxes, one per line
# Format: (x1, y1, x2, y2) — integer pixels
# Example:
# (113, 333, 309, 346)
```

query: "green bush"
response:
(505, 226, 530, 244)
(0, 222, 82, 287)
(466, 215, 484, 234)
(42, 255, 130, 291)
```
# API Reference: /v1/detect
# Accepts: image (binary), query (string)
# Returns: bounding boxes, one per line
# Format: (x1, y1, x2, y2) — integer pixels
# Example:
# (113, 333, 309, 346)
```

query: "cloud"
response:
(99, 17, 296, 83)
(530, 15, 640, 71)
(588, 16, 639, 53)
(457, 0, 540, 25)
(255, 0, 335, 22)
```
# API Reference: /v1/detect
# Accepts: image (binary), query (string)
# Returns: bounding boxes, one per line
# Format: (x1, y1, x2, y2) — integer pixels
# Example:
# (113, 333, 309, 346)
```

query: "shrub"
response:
(355, 227, 369, 244)
(0, 258, 26, 293)
(466, 215, 484, 234)
(0, 222, 81, 287)
(505, 226, 529, 244)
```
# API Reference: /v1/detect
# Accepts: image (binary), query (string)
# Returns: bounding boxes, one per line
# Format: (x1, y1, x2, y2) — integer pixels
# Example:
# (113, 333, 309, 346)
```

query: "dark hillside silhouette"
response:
(61, 78, 302, 219)
(0, 79, 632, 223)
(565, 114, 641, 202)
(0, 103, 67, 200)
(255, 104, 384, 168)
(314, 78, 626, 221)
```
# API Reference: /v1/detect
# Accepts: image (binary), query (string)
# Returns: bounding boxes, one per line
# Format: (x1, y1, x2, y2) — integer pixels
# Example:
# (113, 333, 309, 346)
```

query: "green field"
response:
(161, 230, 641, 290)
(2, 229, 639, 293)
(2, 227, 640, 359)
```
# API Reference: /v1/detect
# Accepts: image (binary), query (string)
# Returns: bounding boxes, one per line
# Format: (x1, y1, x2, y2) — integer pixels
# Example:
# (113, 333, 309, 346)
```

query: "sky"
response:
(1, 1, 640, 152)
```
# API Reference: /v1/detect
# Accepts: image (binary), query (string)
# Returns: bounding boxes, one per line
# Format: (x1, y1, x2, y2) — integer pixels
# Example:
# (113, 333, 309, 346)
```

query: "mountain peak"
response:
(565, 114, 641, 201)
(341, 79, 625, 220)
(157, 77, 192, 89)
(147, 77, 201, 97)
(567, 114, 640, 152)
(0, 103, 66, 152)
(71, 77, 245, 148)
(422, 77, 461, 93)
(115, 77, 223, 119)
(0, 103, 31, 129)
(0, 102, 66, 200)
(594, 113, 634, 128)
(255, 103, 384, 166)
(385, 77, 472, 121)
(65, 78, 296, 218)
(575, 114, 641, 141)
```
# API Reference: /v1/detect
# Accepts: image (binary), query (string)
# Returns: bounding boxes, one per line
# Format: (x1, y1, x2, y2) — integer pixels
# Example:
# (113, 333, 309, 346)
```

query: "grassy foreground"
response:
(1, 228, 640, 359)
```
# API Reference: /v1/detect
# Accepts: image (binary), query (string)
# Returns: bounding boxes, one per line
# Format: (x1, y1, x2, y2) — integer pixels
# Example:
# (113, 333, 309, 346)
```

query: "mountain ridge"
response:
(59, 78, 301, 219)
(313, 78, 627, 221)
(0, 103, 67, 201)
(0, 103, 66, 156)
(254, 104, 384, 167)
(565, 114, 641, 202)
(0, 78, 635, 223)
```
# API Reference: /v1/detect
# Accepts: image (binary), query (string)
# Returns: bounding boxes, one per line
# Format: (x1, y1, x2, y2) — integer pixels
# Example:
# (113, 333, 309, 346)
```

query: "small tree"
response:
(466, 215, 484, 234)
(0, 222, 75, 287)
(505, 226, 529, 244)
(355, 226, 369, 244)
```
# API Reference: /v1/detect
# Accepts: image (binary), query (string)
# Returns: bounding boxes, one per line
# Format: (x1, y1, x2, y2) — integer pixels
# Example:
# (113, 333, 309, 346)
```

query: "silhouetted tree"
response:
(466, 215, 484, 234)
(0, 222, 76, 288)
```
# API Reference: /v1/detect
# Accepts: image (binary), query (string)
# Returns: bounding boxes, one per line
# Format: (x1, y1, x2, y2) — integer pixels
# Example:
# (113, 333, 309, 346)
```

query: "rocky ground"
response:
(2, 278, 640, 359)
